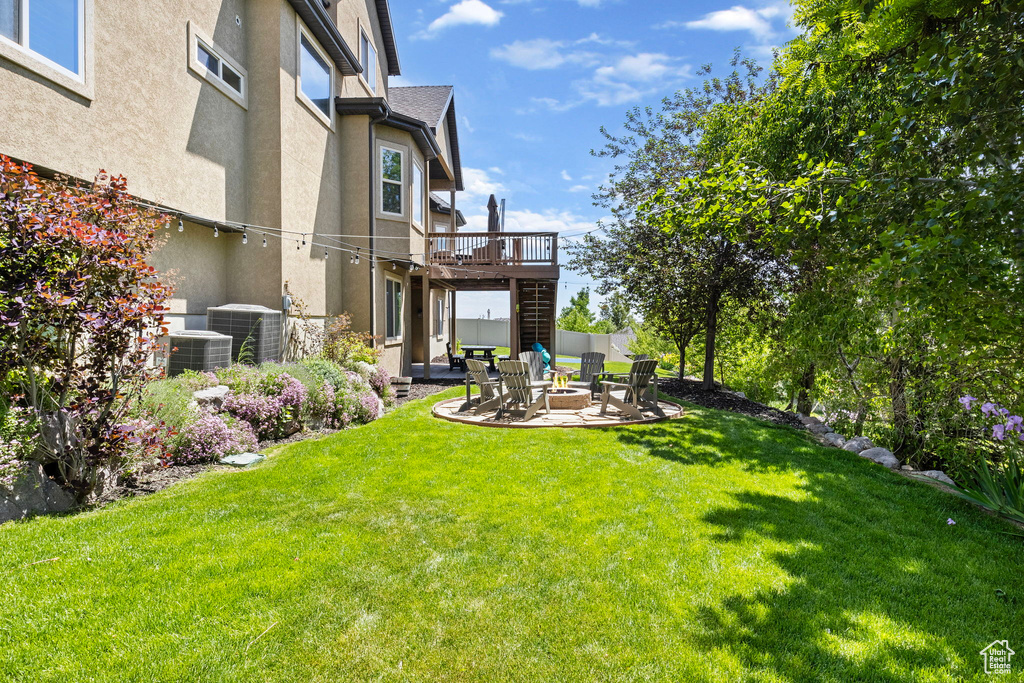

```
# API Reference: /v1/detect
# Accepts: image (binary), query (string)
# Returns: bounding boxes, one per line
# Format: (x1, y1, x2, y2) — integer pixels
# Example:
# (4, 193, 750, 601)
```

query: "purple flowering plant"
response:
(174, 414, 258, 465)
(950, 396, 1024, 526)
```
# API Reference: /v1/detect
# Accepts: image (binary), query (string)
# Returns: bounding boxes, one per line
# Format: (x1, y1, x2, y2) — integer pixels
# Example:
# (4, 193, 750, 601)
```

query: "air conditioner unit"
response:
(206, 304, 283, 364)
(165, 330, 233, 377)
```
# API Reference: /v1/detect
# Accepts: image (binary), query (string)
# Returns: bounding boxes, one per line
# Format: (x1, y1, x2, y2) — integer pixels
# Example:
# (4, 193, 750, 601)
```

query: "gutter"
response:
(336, 98, 441, 161)
(286, 0, 360, 76)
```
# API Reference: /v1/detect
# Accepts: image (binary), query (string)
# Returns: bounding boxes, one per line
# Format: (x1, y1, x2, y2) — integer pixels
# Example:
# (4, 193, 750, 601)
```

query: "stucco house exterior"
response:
(0, 0, 558, 378)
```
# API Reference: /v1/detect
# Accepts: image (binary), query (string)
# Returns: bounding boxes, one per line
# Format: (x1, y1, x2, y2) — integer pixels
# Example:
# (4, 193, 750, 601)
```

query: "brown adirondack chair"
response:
(497, 360, 550, 421)
(463, 359, 503, 414)
(599, 359, 663, 420)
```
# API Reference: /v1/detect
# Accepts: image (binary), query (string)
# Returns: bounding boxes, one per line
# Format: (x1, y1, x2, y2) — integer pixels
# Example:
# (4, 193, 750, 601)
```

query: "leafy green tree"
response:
(557, 288, 597, 333)
(597, 292, 634, 332)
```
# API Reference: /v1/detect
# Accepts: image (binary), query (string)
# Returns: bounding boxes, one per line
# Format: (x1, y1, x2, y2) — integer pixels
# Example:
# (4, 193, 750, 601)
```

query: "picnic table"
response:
(461, 345, 498, 371)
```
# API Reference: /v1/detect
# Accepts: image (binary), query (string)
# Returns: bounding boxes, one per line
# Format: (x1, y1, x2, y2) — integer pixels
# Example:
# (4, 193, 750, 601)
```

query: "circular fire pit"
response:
(547, 387, 591, 410)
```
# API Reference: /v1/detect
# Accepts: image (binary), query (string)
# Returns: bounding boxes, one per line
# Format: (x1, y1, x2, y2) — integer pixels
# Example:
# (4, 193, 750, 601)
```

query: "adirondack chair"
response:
(497, 360, 550, 421)
(633, 354, 650, 361)
(569, 351, 605, 396)
(446, 341, 466, 371)
(463, 359, 503, 414)
(518, 351, 552, 384)
(599, 359, 664, 420)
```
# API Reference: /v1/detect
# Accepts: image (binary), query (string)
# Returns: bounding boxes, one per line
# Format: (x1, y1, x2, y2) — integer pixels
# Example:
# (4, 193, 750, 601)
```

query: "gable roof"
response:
(374, 0, 401, 76)
(429, 193, 467, 227)
(389, 86, 463, 191)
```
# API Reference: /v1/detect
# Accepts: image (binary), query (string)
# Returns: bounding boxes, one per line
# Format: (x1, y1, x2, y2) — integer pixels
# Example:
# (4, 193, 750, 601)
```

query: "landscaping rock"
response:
(842, 436, 874, 454)
(901, 465, 914, 471)
(0, 464, 75, 524)
(733, 391, 747, 399)
(808, 423, 831, 435)
(220, 453, 265, 468)
(918, 470, 956, 487)
(822, 432, 846, 447)
(860, 447, 899, 469)
(193, 385, 230, 412)
(799, 414, 822, 426)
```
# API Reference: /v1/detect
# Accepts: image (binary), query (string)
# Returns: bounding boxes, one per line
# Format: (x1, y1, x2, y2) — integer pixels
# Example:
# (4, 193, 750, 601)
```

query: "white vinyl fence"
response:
(455, 319, 634, 363)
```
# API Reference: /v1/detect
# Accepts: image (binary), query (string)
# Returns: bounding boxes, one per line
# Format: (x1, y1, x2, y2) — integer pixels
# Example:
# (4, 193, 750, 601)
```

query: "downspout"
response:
(368, 109, 387, 344)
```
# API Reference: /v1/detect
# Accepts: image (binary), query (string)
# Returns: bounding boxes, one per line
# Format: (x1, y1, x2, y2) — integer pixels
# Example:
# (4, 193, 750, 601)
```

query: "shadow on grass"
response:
(613, 404, 1021, 679)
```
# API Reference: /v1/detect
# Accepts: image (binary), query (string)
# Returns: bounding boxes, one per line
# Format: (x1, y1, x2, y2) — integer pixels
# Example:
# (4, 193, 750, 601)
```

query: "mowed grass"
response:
(0, 389, 1020, 682)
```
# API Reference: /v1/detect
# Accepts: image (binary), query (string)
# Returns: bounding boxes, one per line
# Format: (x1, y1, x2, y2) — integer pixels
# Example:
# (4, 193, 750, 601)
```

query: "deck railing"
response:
(428, 232, 558, 268)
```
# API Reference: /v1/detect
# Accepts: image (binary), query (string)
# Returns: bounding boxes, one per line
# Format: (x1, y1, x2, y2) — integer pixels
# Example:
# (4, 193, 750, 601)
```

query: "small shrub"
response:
(323, 313, 381, 366)
(174, 414, 257, 465)
(222, 372, 306, 440)
(301, 358, 349, 390)
(950, 397, 1024, 526)
(302, 380, 336, 426)
(176, 370, 219, 393)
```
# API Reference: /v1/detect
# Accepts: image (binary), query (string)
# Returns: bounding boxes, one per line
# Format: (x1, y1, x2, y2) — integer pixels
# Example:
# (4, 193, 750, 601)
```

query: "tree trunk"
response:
(890, 356, 910, 453)
(679, 345, 686, 379)
(796, 363, 816, 415)
(702, 291, 720, 392)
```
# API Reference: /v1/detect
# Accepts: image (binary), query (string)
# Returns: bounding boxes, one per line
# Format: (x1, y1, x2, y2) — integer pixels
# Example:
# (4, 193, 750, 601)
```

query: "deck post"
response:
(422, 274, 431, 380)
(510, 277, 519, 360)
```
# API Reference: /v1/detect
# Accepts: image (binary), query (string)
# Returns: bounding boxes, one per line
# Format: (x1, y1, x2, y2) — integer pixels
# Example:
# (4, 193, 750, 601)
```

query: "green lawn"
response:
(0, 389, 1019, 681)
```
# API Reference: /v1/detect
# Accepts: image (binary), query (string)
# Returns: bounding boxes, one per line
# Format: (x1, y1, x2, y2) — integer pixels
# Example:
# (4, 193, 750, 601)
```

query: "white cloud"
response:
(490, 38, 598, 70)
(460, 167, 508, 205)
(577, 53, 691, 106)
(417, 0, 503, 39)
(660, 2, 798, 56)
(568, 185, 589, 193)
(461, 115, 476, 134)
(560, 170, 572, 181)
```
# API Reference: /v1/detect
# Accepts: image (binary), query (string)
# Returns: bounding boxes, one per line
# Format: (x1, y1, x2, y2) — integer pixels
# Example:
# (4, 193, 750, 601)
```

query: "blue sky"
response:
(389, 0, 798, 319)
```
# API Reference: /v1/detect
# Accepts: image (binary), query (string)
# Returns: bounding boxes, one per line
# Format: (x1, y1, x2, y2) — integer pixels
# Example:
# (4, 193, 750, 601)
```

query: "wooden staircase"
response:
(516, 280, 557, 357)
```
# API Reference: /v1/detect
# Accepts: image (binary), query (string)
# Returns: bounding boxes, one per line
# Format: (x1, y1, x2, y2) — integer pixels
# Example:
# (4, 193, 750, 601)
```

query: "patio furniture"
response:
(518, 351, 552, 384)
(446, 342, 466, 372)
(463, 359, 504, 414)
(462, 345, 498, 371)
(497, 360, 550, 421)
(569, 351, 606, 397)
(599, 359, 664, 420)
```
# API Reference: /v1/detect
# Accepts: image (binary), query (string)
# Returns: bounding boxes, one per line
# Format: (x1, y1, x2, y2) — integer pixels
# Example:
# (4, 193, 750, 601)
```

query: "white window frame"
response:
(295, 18, 334, 128)
(187, 21, 247, 109)
(0, 0, 92, 98)
(385, 274, 404, 342)
(358, 26, 376, 94)
(411, 162, 425, 229)
(379, 144, 405, 218)
(434, 293, 444, 339)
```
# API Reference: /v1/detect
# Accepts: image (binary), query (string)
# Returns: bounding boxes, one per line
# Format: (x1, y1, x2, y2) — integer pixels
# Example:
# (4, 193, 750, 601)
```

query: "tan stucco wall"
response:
(333, 0, 387, 98)
(0, 0, 250, 223)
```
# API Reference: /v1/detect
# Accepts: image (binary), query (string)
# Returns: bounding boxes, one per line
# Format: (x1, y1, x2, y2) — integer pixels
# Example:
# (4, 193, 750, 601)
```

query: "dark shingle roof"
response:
(430, 193, 467, 227)
(387, 86, 453, 129)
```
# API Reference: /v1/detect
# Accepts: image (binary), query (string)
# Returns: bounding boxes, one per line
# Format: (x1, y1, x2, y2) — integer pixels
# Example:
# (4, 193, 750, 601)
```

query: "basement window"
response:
(386, 276, 403, 341)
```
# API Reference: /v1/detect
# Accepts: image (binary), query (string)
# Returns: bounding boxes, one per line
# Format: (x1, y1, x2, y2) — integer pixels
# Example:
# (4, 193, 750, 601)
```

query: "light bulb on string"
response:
(355, 250, 360, 265)
(213, 224, 219, 238)
(242, 231, 248, 245)
(177, 218, 184, 232)
(262, 237, 267, 248)
(324, 249, 329, 260)
(301, 234, 306, 246)
(349, 253, 355, 264)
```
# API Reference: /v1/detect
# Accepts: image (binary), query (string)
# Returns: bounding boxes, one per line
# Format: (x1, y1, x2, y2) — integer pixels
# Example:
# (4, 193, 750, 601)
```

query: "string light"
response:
(262, 237, 267, 248)
(242, 231, 248, 245)
(355, 249, 360, 265)
(213, 224, 219, 238)
(324, 249, 329, 260)
(177, 217, 184, 232)
(301, 234, 306, 246)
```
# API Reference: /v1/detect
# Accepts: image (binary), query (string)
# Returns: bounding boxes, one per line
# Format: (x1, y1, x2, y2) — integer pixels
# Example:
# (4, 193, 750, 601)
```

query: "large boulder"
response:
(0, 464, 75, 524)
(860, 447, 899, 470)
(193, 385, 230, 412)
(808, 423, 831, 435)
(842, 436, 875, 454)
(798, 413, 822, 426)
(918, 470, 956, 487)
(821, 432, 846, 448)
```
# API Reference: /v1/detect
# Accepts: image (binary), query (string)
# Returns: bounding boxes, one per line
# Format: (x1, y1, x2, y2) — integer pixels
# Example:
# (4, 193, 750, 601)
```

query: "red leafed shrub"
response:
(0, 156, 173, 500)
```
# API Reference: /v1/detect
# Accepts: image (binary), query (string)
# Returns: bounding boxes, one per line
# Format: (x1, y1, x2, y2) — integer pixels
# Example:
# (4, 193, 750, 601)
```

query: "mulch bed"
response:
(398, 378, 464, 406)
(657, 378, 805, 430)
